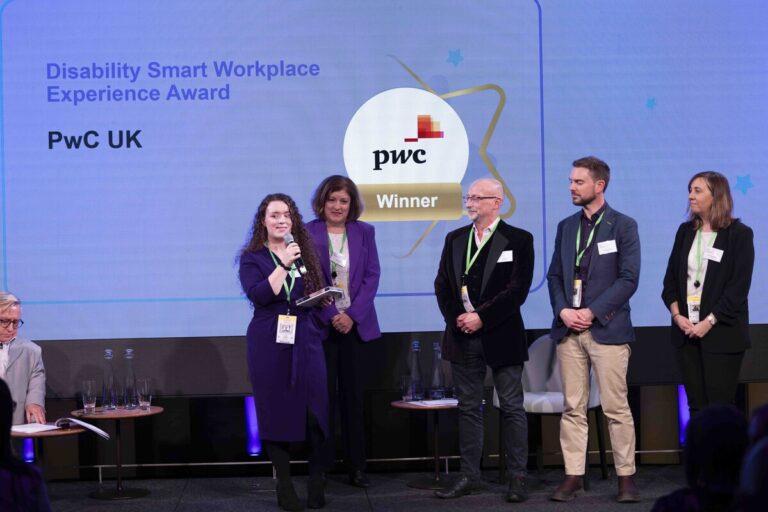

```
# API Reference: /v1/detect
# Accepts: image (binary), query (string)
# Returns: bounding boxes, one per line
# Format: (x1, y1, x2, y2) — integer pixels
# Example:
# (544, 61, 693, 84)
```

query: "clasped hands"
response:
(560, 308, 595, 332)
(456, 312, 482, 335)
(673, 314, 712, 339)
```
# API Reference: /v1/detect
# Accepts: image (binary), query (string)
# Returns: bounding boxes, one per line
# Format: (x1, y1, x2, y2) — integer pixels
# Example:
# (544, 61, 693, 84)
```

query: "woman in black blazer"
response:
(662, 171, 754, 415)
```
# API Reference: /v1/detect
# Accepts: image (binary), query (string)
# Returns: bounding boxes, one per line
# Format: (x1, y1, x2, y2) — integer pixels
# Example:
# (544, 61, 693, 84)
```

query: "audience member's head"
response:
(747, 403, 768, 445)
(735, 437, 768, 512)
(684, 404, 749, 508)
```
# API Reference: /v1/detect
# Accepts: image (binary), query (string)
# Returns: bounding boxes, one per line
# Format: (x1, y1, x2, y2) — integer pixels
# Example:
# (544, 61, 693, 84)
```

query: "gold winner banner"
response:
(359, 183, 463, 221)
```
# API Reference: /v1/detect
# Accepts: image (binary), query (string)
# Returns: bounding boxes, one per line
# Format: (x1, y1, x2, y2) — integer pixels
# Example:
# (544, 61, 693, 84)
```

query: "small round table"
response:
(72, 406, 163, 500)
(391, 400, 457, 490)
(12, 424, 87, 475)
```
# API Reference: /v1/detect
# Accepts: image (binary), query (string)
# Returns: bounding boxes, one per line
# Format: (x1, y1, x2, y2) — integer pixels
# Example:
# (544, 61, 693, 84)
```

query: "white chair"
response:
(493, 334, 608, 485)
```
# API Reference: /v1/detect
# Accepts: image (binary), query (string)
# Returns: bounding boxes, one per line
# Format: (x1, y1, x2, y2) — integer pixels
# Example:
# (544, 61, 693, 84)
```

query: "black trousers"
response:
(676, 341, 744, 415)
(319, 326, 368, 472)
(264, 411, 326, 480)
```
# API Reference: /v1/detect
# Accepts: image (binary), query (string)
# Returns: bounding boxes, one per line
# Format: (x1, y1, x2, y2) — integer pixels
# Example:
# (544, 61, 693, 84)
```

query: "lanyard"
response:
(693, 228, 717, 287)
(575, 211, 605, 269)
(465, 221, 498, 274)
(327, 229, 347, 278)
(268, 250, 296, 305)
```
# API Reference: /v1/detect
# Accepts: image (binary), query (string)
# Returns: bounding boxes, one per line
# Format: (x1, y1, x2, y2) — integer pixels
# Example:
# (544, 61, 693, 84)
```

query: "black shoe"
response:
(506, 477, 528, 503)
(276, 480, 304, 511)
(307, 475, 325, 509)
(348, 470, 370, 488)
(434, 476, 484, 499)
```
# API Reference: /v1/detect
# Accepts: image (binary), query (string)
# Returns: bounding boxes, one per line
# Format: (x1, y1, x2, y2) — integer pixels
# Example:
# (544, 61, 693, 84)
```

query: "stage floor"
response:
(48, 465, 685, 511)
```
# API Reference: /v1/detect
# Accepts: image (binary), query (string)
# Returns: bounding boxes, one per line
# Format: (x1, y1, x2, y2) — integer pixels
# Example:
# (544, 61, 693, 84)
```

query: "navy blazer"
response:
(547, 204, 640, 344)
(306, 219, 382, 342)
(434, 220, 534, 367)
(661, 220, 753, 353)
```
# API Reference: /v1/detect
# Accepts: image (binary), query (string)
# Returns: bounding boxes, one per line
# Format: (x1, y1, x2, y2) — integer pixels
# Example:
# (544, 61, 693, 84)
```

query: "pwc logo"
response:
(371, 115, 443, 170)
(344, 88, 468, 221)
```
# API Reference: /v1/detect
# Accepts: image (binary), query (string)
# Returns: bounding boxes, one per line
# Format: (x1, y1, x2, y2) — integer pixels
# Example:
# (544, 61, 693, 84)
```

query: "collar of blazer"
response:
(678, 221, 731, 299)
(562, 204, 618, 282)
(452, 220, 510, 297)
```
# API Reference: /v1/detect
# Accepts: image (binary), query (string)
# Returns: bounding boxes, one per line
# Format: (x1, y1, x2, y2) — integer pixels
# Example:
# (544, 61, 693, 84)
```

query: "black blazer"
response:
(434, 220, 534, 367)
(661, 220, 754, 353)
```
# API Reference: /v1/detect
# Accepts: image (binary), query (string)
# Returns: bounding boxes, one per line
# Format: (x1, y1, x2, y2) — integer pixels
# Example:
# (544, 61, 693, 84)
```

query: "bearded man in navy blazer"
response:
(434, 178, 534, 503)
(547, 156, 640, 503)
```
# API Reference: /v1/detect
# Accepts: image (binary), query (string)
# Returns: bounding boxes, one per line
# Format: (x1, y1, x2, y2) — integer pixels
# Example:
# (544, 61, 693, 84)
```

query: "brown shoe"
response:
(616, 475, 640, 503)
(550, 475, 584, 502)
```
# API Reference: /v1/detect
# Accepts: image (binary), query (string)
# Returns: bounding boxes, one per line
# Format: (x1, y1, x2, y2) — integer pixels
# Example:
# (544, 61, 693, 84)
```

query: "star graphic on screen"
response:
(646, 98, 657, 109)
(447, 49, 464, 67)
(733, 175, 753, 195)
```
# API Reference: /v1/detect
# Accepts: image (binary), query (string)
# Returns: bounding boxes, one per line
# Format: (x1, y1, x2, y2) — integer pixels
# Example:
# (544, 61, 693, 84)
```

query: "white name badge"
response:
(330, 252, 348, 267)
(572, 279, 583, 308)
(460, 285, 475, 313)
(687, 295, 701, 324)
(276, 314, 297, 344)
(497, 250, 513, 263)
(597, 240, 618, 255)
(704, 246, 723, 263)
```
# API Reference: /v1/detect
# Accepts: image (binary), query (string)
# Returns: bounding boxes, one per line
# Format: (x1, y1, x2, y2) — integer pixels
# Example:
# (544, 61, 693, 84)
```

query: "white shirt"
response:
(473, 216, 500, 246)
(0, 337, 14, 379)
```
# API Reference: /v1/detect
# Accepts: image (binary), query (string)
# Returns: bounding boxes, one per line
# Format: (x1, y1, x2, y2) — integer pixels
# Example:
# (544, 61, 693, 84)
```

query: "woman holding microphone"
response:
(239, 193, 329, 510)
(307, 175, 381, 488)
(662, 171, 754, 416)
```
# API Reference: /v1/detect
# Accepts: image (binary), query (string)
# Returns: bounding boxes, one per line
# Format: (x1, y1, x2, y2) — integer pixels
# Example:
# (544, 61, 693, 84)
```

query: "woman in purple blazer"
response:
(239, 193, 330, 510)
(307, 175, 381, 488)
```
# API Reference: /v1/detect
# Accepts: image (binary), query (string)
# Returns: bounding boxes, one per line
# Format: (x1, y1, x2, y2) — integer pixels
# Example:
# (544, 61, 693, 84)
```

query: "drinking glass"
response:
(82, 380, 97, 413)
(137, 378, 152, 410)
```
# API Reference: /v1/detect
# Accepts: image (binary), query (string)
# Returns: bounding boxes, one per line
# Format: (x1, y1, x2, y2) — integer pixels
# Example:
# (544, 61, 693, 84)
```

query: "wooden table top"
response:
(390, 399, 458, 411)
(71, 405, 164, 420)
(11, 425, 87, 439)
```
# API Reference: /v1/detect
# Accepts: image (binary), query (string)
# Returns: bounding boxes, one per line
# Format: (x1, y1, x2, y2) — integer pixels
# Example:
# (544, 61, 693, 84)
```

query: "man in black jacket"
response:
(434, 178, 534, 502)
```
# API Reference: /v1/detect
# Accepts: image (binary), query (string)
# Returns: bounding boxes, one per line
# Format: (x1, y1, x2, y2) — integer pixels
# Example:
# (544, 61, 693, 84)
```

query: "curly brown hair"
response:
(239, 193, 323, 293)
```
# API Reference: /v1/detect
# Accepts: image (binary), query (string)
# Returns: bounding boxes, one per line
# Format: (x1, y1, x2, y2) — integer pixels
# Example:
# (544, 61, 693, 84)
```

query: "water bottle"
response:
(102, 349, 117, 410)
(428, 341, 446, 400)
(404, 340, 424, 401)
(123, 348, 138, 409)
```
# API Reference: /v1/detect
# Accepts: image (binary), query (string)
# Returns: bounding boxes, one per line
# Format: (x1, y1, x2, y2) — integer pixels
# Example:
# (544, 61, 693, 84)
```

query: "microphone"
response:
(283, 233, 308, 275)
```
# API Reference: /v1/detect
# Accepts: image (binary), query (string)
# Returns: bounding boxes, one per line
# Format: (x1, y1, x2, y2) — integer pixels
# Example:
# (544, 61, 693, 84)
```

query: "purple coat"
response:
(306, 219, 381, 341)
(239, 248, 330, 442)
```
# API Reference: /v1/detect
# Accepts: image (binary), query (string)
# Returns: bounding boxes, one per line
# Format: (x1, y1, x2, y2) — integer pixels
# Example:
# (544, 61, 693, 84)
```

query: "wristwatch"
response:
(707, 313, 717, 326)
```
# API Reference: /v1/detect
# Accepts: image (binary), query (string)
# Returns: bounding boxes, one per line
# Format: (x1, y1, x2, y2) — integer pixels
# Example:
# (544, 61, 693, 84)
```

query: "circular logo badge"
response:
(343, 88, 468, 220)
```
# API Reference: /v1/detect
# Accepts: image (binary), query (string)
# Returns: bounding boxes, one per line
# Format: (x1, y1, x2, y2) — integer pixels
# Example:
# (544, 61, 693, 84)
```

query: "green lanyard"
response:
(268, 249, 296, 303)
(465, 221, 498, 274)
(693, 228, 717, 288)
(575, 211, 605, 269)
(327, 230, 347, 279)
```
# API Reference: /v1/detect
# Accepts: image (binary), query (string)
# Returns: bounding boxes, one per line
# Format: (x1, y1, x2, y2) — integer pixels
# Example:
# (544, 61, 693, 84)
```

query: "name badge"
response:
(687, 295, 701, 324)
(460, 285, 475, 313)
(597, 240, 618, 255)
(276, 314, 297, 344)
(497, 250, 513, 263)
(572, 279, 583, 308)
(704, 246, 723, 263)
(330, 252, 348, 267)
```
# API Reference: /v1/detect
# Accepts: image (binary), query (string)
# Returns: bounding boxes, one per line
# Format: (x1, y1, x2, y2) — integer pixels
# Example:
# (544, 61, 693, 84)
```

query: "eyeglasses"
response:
(463, 195, 500, 203)
(0, 319, 23, 329)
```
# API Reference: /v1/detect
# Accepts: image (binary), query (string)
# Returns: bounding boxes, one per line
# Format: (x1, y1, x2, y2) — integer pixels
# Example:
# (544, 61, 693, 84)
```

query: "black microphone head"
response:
(283, 233, 295, 245)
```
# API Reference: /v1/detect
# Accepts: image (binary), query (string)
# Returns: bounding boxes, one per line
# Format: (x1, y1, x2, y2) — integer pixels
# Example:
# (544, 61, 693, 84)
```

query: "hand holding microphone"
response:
(283, 233, 308, 275)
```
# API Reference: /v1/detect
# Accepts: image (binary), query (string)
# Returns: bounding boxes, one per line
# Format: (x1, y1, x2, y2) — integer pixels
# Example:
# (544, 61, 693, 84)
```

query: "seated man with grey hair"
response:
(0, 292, 46, 424)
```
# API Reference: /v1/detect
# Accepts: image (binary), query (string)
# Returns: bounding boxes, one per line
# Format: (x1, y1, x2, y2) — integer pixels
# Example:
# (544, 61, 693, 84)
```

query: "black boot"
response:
(307, 475, 326, 509)
(276, 479, 304, 511)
